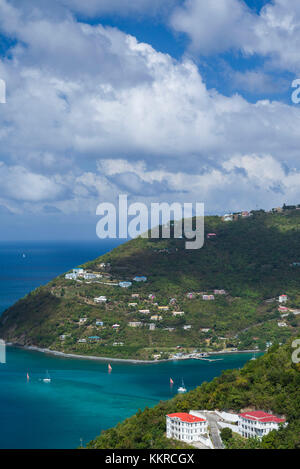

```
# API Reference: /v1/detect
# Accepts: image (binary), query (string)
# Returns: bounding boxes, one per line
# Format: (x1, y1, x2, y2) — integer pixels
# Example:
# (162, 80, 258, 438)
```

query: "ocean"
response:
(0, 241, 256, 449)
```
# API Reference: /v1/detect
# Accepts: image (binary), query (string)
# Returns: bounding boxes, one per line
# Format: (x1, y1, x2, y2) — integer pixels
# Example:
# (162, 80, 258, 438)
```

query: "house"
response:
(169, 298, 177, 305)
(278, 306, 289, 313)
(241, 211, 251, 218)
(278, 321, 288, 328)
(94, 296, 107, 303)
(202, 295, 215, 301)
(99, 263, 106, 268)
(112, 324, 120, 329)
(59, 335, 66, 341)
(214, 289, 226, 295)
(133, 276, 147, 282)
(132, 294, 140, 298)
(151, 315, 162, 321)
(139, 309, 150, 314)
(113, 342, 124, 346)
(65, 273, 77, 280)
(83, 273, 97, 280)
(73, 268, 85, 277)
(200, 328, 211, 333)
(238, 411, 286, 439)
(128, 303, 138, 307)
(183, 325, 192, 330)
(149, 323, 156, 331)
(158, 306, 169, 311)
(166, 413, 208, 443)
(88, 336, 101, 342)
(78, 338, 87, 343)
(279, 295, 288, 304)
(187, 293, 195, 299)
(173, 311, 185, 317)
(119, 281, 132, 288)
(223, 214, 233, 222)
(95, 320, 104, 326)
(79, 318, 87, 324)
(207, 233, 217, 239)
(128, 322, 143, 328)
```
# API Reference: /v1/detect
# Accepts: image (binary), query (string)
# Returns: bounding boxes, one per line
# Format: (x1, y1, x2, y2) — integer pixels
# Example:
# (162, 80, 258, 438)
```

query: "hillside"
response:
(86, 340, 300, 449)
(1, 209, 300, 360)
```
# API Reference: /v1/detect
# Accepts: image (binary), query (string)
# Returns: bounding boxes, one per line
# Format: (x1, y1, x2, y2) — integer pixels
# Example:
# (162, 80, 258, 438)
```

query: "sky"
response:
(1, 0, 300, 240)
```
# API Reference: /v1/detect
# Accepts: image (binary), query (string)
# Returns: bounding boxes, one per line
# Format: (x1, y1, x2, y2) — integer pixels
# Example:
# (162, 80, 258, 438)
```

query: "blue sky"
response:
(0, 0, 300, 240)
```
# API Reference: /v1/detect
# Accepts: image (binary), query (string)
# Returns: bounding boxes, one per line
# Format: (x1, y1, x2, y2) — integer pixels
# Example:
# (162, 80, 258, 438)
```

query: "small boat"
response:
(22, 253, 26, 259)
(177, 379, 187, 394)
(43, 370, 51, 383)
(250, 353, 257, 361)
(170, 377, 174, 385)
(108, 364, 112, 373)
(27, 372, 30, 381)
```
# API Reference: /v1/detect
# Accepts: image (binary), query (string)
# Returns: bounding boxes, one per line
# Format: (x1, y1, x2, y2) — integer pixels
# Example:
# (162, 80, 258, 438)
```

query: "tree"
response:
(220, 427, 233, 443)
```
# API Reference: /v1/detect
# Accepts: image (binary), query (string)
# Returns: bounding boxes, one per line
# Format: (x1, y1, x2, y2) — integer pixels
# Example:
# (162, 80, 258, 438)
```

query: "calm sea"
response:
(0, 241, 256, 449)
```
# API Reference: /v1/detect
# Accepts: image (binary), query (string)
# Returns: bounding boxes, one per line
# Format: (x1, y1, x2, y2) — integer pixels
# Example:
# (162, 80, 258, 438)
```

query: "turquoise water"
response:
(0, 347, 255, 449)
(0, 240, 258, 448)
(0, 240, 121, 314)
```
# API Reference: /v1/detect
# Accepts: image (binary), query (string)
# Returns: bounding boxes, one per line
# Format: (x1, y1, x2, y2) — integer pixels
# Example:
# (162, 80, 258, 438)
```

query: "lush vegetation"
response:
(1, 209, 300, 359)
(87, 340, 300, 449)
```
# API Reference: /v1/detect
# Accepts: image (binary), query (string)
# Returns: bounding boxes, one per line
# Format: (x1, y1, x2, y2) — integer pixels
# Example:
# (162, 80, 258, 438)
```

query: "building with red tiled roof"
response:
(166, 412, 207, 443)
(238, 411, 286, 439)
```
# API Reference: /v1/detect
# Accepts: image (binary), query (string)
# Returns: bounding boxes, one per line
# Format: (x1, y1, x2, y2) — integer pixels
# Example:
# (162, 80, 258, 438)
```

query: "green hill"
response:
(1, 209, 300, 360)
(86, 340, 300, 449)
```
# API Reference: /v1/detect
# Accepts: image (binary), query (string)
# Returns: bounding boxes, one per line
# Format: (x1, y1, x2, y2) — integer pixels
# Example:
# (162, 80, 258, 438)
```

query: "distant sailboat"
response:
(251, 353, 257, 361)
(27, 372, 30, 381)
(170, 378, 174, 386)
(108, 364, 112, 373)
(22, 253, 26, 259)
(43, 370, 51, 383)
(177, 379, 187, 394)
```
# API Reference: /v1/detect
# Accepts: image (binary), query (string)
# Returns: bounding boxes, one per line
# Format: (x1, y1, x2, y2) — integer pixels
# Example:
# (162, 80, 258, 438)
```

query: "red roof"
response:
(239, 411, 285, 423)
(167, 413, 206, 423)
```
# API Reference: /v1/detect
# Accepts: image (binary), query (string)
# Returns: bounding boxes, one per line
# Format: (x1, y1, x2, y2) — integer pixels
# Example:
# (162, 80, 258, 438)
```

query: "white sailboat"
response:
(43, 370, 51, 383)
(177, 379, 187, 394)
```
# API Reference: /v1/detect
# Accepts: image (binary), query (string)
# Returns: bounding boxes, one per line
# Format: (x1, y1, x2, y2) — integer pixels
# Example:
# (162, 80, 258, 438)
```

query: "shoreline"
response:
(7, 343, 261, 365)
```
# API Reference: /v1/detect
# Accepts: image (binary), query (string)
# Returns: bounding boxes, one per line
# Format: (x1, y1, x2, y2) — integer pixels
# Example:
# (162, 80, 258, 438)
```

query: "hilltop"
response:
(1, 208, 300, 360)
(87, 340, 300, 449)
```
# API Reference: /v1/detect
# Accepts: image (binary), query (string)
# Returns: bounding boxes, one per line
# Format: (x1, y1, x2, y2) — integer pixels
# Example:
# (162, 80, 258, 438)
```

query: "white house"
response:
(65, 273, 77, 280)
(128, 321, 143, 328)
(279, 295, 288, 304)
(94, 296, 107, 303)
(183, 325, 192, 330)
(166, 413, 208, 443)
(278, 322, 288, 328)
(238, 411, 286, 439)
(173, 311, 185, 317)
(119, 281, 132, 288)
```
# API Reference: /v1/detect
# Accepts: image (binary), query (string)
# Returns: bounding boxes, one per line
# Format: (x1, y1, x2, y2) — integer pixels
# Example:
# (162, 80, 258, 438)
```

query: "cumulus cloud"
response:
(0, 0, 300, 222)
(171, 0, 300, 73)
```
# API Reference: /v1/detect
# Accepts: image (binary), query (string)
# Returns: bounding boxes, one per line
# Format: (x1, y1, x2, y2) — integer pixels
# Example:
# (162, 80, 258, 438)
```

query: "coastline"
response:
(7, 343, 260, 365)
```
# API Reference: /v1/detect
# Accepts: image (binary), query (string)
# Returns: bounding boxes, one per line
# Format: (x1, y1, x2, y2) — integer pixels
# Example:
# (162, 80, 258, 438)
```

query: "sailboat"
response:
(177, 379, 187, 394)
(43, 370, 51, 383)
(170, 378, 174, 386)
(108, 364, 112, 373)
(27, 372, 30, 382)
(250, 353, 257, 361)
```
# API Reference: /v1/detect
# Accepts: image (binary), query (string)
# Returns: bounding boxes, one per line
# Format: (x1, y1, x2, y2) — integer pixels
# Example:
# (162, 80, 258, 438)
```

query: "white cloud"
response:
(0, 0, 300, 218)
(171, 0, 300, 73)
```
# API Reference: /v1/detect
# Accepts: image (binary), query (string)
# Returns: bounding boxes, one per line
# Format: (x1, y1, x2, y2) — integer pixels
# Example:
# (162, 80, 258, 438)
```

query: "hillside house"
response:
(78, 338, 87, 343)
(183, 325, 192, 330)
(112, 324, 120, 329)
(278, 322, 288, 328)
(128, 322, 143, 328)
(166, 413, 208, 443)
(131, 294, 140, 299)
(202, 295, 215, 301)
(96, 320, 104, 326)
(173, 311, 185, 317)
(151, 315, 162, 321)
(79, 318, 87, 324)
(238, 411, 286, 439)
(223, 214, 233, 222)
(88, 336, 101, 342)
(94, 296, 107, 303)
(279, 295, 288, 304)
(119, 281, 132, 288)
(214, 290, 226, 295)
(139, 309, 150, 314)
(149, 323, 156, 331)
(133, 276, 147, 282)
(158, 306, 169, 311)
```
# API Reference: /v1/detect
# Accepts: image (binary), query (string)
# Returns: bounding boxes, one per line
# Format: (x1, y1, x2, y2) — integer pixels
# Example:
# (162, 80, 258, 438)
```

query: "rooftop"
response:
(167, 413, 206, 423)
(239, 411, 285, 423)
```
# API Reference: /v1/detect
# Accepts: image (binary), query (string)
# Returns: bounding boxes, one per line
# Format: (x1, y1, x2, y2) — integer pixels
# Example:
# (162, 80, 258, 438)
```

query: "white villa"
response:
(173, 311, 185, 317)
(238, 411, 286, 439)
(279, 295, 288, 304)
(94, 296, 107, 303)
(166, 412, 208, 443)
